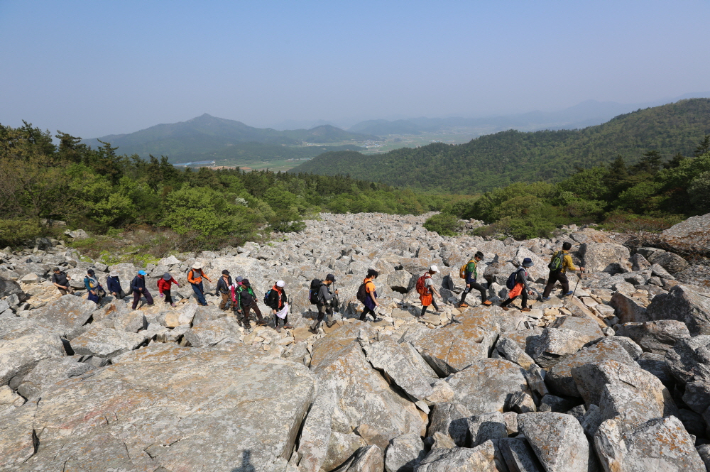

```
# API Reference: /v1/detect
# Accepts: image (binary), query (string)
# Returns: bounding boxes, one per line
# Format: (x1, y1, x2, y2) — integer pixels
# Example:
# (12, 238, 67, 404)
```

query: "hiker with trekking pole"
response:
(541, 242, 584, 300)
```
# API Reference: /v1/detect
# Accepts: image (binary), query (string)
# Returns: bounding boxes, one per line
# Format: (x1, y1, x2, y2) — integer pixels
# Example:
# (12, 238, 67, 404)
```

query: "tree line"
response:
(0, 122, 447, 249)
(425, 137, 710, 239)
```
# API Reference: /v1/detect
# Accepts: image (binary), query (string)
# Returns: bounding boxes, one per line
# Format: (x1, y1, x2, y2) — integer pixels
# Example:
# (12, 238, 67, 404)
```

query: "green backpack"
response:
(548, 251, 564, 272)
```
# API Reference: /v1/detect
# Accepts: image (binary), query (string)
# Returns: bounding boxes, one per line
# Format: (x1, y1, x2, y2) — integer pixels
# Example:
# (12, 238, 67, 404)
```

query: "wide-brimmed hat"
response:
(429, 265, 439, 273)
(163, 273, 171, 280)
(522, 258, 534, 267)
(110, 271, 119, 277)
(276, 280, 285, 287)
(192, 262, 202, 270)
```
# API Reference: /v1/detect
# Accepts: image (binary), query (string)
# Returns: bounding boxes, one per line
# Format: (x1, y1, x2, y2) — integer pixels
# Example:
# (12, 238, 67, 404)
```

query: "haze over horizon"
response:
(2, 0, 709, 139)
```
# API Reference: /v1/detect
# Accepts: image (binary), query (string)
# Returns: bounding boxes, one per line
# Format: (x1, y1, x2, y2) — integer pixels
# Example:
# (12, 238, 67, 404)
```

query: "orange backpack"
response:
(416, 274, 429, 295)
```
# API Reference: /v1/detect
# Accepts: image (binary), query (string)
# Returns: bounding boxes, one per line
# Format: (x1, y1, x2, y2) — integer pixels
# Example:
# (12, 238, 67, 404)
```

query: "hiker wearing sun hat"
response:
(188, 262, 212, 306)
(157, 273, 180, 307)
(106, 271, 126, 299)
(416, 265, 442, 317)
(500, 257, 535, 312)
(266, 280, 292, 332)
(130, 270, 154, 310)
(216, 270, 233, 310)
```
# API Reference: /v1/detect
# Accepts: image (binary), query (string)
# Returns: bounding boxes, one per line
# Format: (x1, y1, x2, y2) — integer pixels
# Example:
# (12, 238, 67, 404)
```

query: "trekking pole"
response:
(564, 269, 584, 308)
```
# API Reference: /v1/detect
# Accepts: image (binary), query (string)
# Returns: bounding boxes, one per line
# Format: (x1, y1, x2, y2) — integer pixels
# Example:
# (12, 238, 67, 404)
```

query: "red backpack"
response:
(416, 274, 429, 295)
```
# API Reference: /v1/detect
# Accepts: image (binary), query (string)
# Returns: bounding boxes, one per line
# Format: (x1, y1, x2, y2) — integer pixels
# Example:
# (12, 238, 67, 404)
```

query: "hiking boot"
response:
(284, 323, 293, 329)
(276, 325, 281, 333)
(171, 303, 176, 307)
(482, 300, 492, 306)
(256, 320, 267, 326)
(521, 307, 531, 312)
(501, 306, 510, 311)
(458, 302, 469, 308)
(542, 297, 551, 301)
(309, 321, 320, 333)
(564, 291, 574, 296)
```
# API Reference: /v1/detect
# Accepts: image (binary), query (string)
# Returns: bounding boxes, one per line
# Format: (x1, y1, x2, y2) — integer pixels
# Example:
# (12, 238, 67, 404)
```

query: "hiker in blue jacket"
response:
(130, 270, 154, 310)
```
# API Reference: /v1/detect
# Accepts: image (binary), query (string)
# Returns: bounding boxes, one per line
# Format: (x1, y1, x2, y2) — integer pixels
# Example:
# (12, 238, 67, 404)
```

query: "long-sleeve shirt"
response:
(130, 276, 146, 291)
(106, 276, 122, 294)
(318, 284, 334, 304)
(157, 277, 177, 294)
(188, 268, 208, 285)
(561, 251, 579, 273)
(84, 276, 100, 291)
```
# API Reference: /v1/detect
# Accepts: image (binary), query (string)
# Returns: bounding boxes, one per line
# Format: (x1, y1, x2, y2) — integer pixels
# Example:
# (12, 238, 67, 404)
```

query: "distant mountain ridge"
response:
(82, 114, 379, 163)
(292, 99, 710, 194)
(348, 92, 710, 136)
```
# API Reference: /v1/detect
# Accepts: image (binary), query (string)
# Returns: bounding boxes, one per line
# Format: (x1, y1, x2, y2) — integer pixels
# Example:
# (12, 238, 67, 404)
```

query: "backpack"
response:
(238, 286, 254, 306)
(309, 279, 323, 305)
(548, 251, 564, 272)
(356, 283, 368, 303)
(264, 288, 279, 309)
(459, 260, 476, 279)
(416, 274, 429, 296)
(506, 269, 524, 290)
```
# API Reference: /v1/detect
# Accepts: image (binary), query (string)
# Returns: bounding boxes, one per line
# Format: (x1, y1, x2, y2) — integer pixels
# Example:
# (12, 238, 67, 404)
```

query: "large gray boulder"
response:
(69, 325, 149, 359)
(547, 339, 636, 397)
(646, 285, 710, 335)
(182, 317, 242, 348)
(580, 242, 631, 273)
(297, 387, 334, 472)
(498, 437, 544, 472)
(530, 328, 600, 369)
(385, 434, 426, 472)
(609, 293, 650, 324)
(402, 321, 497, 377)
(572, 359, 676, 429)
(445, 359, 529, 415)
(665, 335, 710, 385)
(427, 402, 472, 447)
(615, 320, 690, 355)
(660, 212, 710, 257)
(29, 295, 97, 339)
(363, 339, 439, 402)
(414, 442, 497, 472)
(465, 412, 508, 447)
(333, 445, 384, 472)
(518, 412, 592, 472)
(16, 357, 94, 400)
(0, 276, 26, 299)
(0, 318, 65, 386)
(495, 336, 536, 369)
(2, 347, 315, 472)
(594, 416, 705, 472)
(312, 342, 426, 450)
(638, 247, 690, 274)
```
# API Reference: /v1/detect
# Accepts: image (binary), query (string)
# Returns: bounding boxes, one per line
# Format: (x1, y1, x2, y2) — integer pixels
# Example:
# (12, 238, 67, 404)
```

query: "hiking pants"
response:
(501, 291, 528, 309)
(163, 289, 173, 305)
(219, 292, 231, 310)
(542, 271, 569, 298)
(241, 301, 264, 325)
(275, 313, 289, 327)
(460, 282, 487, 304)
(132, 289, 154, 310)
(316, 303, 333, 322)
(360, 306, 377, 321)
(420, 299, 440, 317)
(191, 282, 207, 306)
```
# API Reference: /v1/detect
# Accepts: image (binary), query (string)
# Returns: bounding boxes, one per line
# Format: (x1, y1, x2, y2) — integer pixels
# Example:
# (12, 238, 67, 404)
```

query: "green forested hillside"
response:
(82, 114, 379, 164)
(0, 123, 441, 251)
(293, 99, 710, 193)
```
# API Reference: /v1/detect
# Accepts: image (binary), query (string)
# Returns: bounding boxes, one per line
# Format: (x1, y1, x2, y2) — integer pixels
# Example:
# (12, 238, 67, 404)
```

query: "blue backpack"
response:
(506, 269, 524, 290)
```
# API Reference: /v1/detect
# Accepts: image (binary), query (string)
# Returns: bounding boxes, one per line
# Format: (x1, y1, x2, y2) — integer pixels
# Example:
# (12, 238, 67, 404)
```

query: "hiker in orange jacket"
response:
(418, 265, 442, 317)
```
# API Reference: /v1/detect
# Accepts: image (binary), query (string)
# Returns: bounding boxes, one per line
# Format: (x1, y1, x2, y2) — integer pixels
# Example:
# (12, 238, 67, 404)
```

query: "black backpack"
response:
(238, 286, 254, 306)
(506, 268, 524, 290)
(356, 282, 368, 303)
(264, 288, 279, 309)
(309, 279, 323, 305)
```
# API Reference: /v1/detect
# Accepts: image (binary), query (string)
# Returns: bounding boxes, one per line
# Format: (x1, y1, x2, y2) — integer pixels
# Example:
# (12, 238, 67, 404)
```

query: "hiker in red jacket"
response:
(158, 273, 179, 307)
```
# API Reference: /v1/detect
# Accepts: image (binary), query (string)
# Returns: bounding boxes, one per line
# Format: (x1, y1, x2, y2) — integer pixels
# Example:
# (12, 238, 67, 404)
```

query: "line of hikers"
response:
(50, 241, 583, 331)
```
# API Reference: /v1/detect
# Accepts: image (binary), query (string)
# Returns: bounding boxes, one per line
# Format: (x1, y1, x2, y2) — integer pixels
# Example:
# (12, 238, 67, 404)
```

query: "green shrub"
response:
(689, 171, 710, 213)
(0, 219, 44, 248)
(423, 213, 462, 236)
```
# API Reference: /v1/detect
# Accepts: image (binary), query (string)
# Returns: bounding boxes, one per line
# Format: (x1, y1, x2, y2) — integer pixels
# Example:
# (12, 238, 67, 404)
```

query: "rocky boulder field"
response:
(1, 212, 710, 471)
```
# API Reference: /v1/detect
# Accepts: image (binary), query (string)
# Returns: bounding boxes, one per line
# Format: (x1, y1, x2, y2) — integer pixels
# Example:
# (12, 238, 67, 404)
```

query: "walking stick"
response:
(564, 269, 584, 307)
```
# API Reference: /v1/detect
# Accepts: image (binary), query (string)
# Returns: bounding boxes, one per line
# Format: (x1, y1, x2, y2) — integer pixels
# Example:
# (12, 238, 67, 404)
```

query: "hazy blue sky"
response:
(1, 0, 709, 137)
